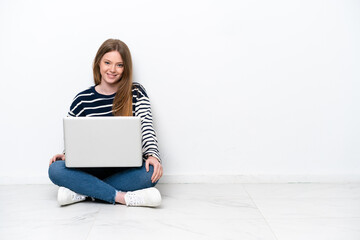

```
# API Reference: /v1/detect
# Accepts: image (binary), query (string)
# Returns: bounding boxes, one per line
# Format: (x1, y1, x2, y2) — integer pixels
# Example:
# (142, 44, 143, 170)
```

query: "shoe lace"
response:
(126, 193, 144, 206)
(71, 193, 85, 201)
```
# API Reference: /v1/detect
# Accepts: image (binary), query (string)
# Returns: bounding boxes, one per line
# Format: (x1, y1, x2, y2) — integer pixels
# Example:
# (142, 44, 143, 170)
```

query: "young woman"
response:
(48, 39, 163, 207)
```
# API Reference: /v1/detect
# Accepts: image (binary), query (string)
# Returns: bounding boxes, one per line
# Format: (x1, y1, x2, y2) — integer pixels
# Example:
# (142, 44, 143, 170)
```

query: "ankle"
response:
(115, 191, 127, 205)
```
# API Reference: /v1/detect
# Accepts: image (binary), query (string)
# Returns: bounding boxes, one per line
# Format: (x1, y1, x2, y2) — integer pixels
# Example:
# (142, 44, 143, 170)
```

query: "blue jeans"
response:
(48, 160, 157, 204)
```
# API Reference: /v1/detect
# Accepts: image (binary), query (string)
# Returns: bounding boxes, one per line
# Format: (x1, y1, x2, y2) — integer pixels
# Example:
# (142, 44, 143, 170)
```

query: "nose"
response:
(110, 64, 116, 72)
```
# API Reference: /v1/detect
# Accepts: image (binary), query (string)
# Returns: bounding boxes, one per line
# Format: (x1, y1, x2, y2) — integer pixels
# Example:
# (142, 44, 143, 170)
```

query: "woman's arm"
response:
(134, 83, 163, 182)
(134, 83, 161, 163)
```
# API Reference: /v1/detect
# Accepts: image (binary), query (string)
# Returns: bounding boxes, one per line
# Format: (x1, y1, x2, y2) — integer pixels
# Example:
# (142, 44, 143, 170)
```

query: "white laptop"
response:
(63, 116, 143, 168)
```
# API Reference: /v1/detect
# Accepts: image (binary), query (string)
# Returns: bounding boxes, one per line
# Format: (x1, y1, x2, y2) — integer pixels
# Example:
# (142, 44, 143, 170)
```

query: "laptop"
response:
(63, 116, 143, 168)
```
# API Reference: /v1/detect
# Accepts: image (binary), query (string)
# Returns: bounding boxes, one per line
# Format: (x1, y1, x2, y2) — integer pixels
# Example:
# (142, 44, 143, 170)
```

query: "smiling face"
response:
(99, 51, 124, 86)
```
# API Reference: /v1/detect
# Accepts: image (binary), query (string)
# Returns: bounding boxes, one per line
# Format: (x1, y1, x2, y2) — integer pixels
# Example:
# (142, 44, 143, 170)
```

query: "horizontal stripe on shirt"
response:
(66, 82, 161, 162)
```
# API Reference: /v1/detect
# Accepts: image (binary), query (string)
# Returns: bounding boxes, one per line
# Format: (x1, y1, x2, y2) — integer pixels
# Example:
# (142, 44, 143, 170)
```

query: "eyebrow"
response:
(103, 58, 124, 64)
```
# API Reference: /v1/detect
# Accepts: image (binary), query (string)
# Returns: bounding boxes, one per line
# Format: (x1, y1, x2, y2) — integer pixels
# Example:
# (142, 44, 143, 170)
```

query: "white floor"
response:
(1, 183, 360, 240)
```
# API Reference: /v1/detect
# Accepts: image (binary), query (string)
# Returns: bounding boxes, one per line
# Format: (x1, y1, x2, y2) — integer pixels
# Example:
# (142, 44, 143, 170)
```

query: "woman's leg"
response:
(103, 161, 157, 192)
(103, 162, 161, 206)
(48, 161, 117, 204)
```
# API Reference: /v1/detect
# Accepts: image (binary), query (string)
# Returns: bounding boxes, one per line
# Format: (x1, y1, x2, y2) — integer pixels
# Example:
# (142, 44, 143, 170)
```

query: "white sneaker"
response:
(124, 187, 162, 207)
(57, 187, 87, 206)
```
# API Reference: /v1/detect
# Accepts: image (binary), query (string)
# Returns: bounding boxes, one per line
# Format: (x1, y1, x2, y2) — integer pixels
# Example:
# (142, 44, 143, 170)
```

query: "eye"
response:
(104, 61, 110, 65)
(117, 64, 124, 68)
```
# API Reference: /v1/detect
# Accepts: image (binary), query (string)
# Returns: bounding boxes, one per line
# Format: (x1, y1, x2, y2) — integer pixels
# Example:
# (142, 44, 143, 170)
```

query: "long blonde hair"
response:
(93, 39, 133, 116)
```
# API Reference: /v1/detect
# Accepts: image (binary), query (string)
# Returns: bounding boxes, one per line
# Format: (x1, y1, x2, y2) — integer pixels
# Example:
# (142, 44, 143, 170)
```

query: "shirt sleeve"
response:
(134, 84, 161, 163)
(67, 96, 82, 117)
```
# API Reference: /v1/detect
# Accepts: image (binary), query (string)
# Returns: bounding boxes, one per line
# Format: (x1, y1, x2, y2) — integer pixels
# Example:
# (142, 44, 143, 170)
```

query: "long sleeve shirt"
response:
(66, 82, 161, 162)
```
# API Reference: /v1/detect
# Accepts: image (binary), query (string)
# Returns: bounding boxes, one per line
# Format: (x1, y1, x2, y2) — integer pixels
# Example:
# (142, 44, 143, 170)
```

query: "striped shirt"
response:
(66, 82, 161, 162)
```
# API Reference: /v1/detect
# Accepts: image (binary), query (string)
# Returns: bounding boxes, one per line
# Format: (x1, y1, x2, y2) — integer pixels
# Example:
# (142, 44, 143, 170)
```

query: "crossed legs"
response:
(48, 160, 157, 204)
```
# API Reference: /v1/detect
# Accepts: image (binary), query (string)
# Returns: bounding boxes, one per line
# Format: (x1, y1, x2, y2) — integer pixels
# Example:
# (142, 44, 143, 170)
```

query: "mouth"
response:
(106, 73, 118, 79)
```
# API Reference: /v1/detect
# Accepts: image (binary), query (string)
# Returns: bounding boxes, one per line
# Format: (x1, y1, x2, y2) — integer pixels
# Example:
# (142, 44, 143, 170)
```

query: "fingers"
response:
(155, 166, 162, 183)
(145, 160, 150, 172)
(49, 156, 56, 166)
(49, 154, 65, 166)
(151, 163, 158, 183)
(146, 158, 162, 183)
(151, 162, 163, 183)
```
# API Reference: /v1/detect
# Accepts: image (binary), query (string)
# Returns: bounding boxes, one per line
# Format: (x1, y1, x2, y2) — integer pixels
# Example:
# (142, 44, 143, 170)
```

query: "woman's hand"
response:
(49, 153, 65, 166)
(145, 156, 163, 183)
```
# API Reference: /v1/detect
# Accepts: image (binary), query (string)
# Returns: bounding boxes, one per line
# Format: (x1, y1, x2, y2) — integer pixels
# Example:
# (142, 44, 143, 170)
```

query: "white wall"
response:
(0, 0, 359, 184)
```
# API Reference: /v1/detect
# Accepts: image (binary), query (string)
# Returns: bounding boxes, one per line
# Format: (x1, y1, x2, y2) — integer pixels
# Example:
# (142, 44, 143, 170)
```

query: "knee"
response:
(48, 161, 66, 185)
